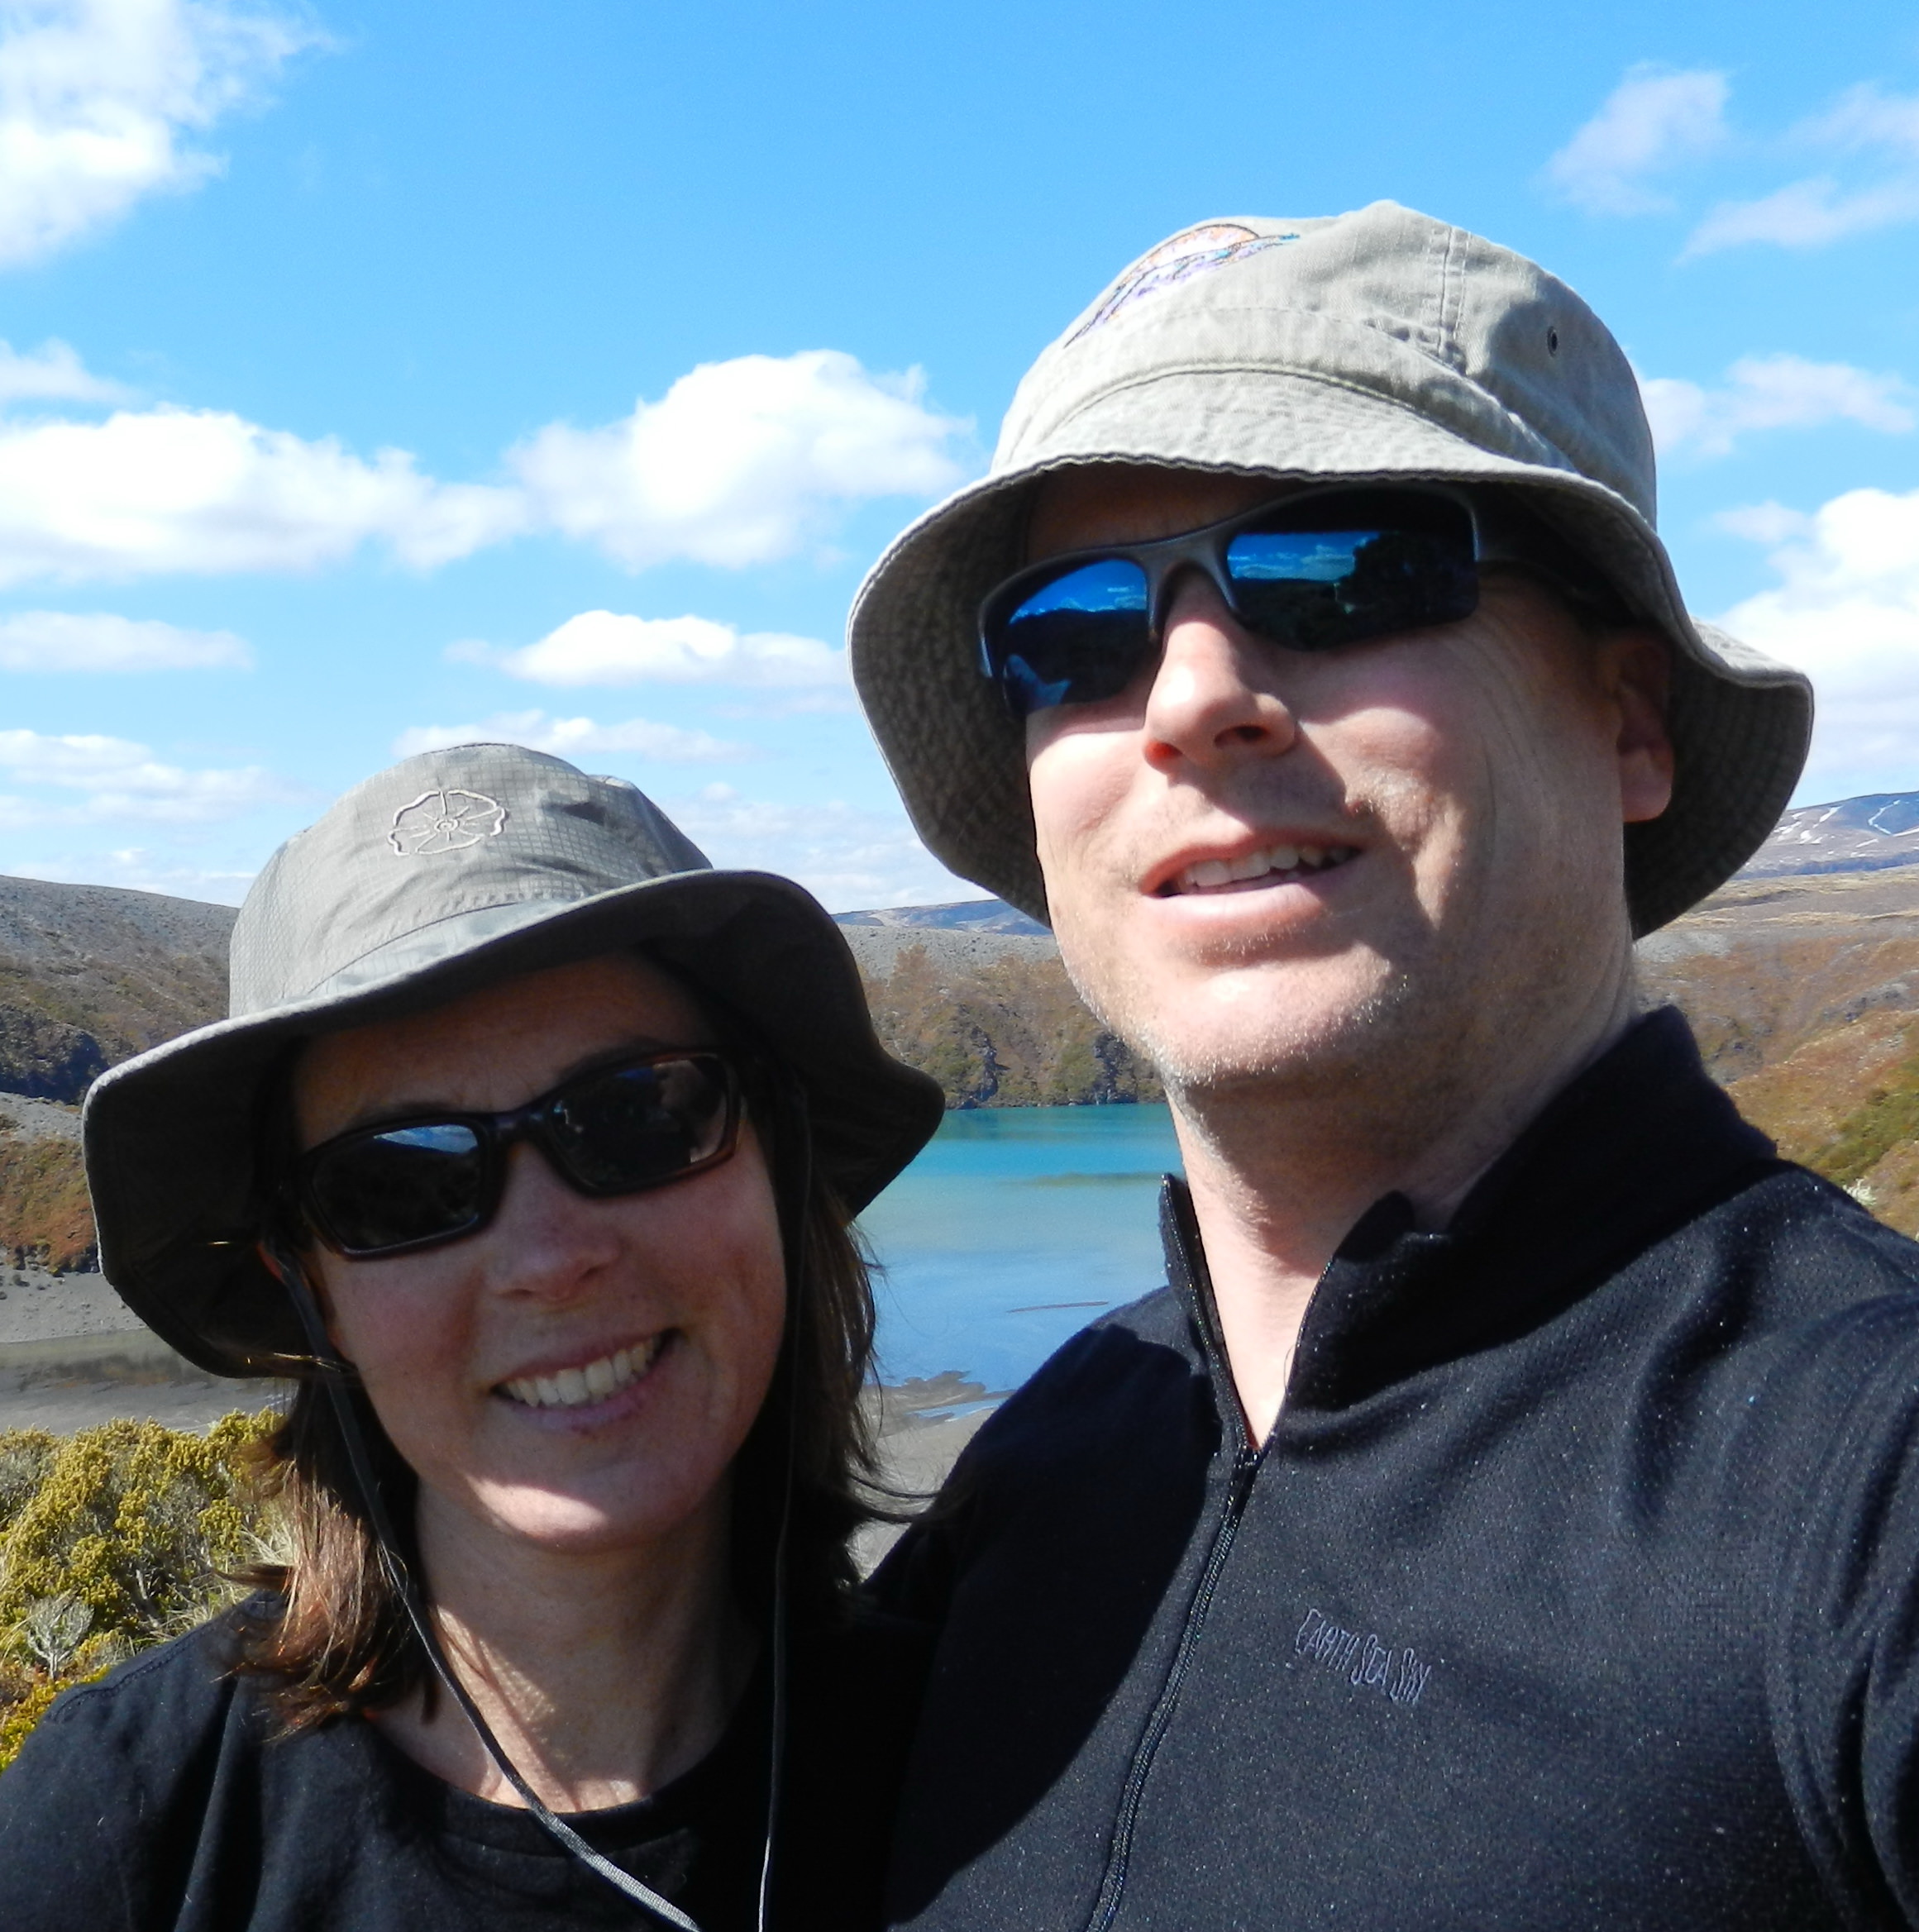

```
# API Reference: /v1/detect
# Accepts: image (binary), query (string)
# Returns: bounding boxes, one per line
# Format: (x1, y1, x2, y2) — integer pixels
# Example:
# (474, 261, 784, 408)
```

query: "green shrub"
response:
(0, 1429, 57, 1534)
(0, 1410, 275, 1772)
(1807, 1040, 1919, 1190)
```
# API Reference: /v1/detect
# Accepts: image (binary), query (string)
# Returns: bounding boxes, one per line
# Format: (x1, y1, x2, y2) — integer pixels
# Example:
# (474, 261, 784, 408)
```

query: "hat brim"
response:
(84, 870, 945, 1377)
(849, 367, 1812, 939)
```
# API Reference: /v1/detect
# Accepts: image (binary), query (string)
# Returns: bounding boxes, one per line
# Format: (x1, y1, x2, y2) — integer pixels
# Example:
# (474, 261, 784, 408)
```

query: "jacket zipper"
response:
(1083, 1441, 1261, 1932)
(1081, 1181, 1277, 1932)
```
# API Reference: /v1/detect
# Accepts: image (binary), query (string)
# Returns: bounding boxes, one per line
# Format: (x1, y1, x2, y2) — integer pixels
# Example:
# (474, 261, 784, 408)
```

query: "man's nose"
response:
(1140, 571, 1299, 772)
(482, 1142, 622, 1300)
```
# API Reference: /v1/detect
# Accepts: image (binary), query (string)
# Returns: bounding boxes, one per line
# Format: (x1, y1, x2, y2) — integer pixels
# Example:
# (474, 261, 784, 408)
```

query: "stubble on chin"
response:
(1054, 906, 1501, 1178)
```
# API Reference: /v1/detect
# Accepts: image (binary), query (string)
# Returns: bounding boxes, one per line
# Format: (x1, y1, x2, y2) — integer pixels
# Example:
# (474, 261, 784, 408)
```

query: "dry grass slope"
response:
(858, 943, 1162, 1108)
(1640, 867, 1919, 1236)
(0, 878, 232, 1102)
(0, 1131, 98, 1273)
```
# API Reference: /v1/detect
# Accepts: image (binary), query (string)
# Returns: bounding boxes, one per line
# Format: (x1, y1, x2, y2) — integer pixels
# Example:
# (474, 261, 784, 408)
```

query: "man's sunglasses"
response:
(293, 1051, 742, 1260)
(977, 485, 1604, 718)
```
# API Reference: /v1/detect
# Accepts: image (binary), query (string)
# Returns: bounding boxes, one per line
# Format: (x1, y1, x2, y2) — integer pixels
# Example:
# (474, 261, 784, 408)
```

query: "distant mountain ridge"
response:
(4, 787, 1919, 1267)
(831, 795, 1919, 934)
(833, 899, 1048, 935)
(1740, 793, 1919, 880)
(0, 780, 1906, 1112)
(0, 878, 232, 1103)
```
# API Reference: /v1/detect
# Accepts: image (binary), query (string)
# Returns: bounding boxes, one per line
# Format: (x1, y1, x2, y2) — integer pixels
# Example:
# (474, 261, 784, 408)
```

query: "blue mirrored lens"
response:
(994, 559, 1154, 715)
(377, 1123, 481, 1155)
(1224, 529, 1372, 583)
(549, 1059, 730, 1194)
(1007, 557, 1149, 624)
(310, 1122, 485, 1252)
(1225, 523, 1476, 651)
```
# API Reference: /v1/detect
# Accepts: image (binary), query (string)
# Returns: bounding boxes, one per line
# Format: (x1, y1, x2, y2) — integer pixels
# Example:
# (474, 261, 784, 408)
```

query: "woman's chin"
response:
(459, 1472, 726, 1558)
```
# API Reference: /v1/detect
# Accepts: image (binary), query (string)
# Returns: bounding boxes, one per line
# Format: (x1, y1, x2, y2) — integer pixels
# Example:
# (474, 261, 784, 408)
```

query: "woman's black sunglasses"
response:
(977, 485, 1606, 718)
(294, 1050, 742, 1260)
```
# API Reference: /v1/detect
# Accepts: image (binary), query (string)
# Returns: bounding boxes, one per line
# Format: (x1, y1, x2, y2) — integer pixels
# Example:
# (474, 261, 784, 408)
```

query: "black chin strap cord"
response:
(269, 1239, 703, 1932)
(757, 1074, 811, 1932)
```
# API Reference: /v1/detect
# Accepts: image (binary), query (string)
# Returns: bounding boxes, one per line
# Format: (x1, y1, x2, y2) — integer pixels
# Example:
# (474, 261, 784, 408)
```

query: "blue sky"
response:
(0, 0, 1912, 909)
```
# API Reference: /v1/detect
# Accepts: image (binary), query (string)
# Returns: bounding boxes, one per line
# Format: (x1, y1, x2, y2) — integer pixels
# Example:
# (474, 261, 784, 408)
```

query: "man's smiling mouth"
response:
(497, 1335, 666, 1410)
(1162, 842, 1360, 896)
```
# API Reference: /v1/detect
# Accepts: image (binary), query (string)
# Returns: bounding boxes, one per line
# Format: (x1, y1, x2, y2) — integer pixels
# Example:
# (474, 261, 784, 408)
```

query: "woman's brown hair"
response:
(231, 1009, 888, 1729)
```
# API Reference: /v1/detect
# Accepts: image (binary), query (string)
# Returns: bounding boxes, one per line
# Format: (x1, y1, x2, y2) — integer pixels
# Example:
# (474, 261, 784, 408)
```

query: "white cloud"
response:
(1547, 66, 1730, 214)
(451, 609, 845, 689)
(1684, 82, 1919, 253)
(1716, 486, 1919, 796)
(0, 0, 322, 269)
(0, 336, 124, 402)
(0, 348, 965, 587)
(5, 845, 255, 902)
(0, 724, 294, 822)
(0, 608, 248, 667)
(1714, 501, 1812, 546)
(0, 403, 524, 583)
(1641, 354, 1916, 460)
(1800, 82, 1919, 158)
(1687, 175, 1919, 254)
(510, 351, 969, 570)
(661, 790, 970, 912)
(392, 709, 754, 764)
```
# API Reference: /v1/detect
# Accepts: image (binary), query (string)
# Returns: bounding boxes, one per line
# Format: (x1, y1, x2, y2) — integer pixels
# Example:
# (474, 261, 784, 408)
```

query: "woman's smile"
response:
(59, 739, 941, 1920)
(495, 1330, 668, 1412)
(295, 952, 788, 1555)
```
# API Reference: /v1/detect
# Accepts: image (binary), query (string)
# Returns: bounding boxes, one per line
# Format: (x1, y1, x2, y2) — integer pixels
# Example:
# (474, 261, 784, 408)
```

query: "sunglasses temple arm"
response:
(265, 1239, 704, 1932)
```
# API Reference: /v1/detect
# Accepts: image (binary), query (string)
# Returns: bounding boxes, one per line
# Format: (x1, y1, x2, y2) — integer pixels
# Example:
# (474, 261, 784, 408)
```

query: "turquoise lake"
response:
(858, 1104, 1183, 1395)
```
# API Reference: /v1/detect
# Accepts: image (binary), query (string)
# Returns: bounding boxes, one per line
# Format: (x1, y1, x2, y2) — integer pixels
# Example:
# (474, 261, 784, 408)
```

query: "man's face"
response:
(1022, 466, 1674, 1113)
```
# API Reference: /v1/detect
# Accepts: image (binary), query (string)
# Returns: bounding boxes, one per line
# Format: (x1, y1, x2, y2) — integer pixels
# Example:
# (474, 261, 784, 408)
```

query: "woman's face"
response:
(292, 952, 787, 1558)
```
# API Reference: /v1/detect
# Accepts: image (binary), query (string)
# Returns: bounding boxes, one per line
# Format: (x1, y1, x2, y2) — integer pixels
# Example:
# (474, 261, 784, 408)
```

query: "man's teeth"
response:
(501, 1338, 662, 1410)
(1175, 843, 1358, 894)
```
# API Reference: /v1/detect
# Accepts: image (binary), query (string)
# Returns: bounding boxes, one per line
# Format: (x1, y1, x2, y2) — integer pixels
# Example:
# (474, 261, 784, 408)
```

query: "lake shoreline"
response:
(0, 1318, 995, 1577)
(0, 1099, 1182, 1534)
(0, 1303, 1001, 1557)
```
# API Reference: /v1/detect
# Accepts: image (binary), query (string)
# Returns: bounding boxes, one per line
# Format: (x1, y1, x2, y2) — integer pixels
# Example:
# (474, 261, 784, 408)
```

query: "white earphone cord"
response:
(268, 1081, 814, 1932)
(274, 1245, 704, 1932)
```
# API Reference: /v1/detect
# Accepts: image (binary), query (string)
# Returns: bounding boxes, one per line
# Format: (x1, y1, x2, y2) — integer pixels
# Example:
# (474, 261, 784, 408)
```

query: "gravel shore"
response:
(0, 1285, 992, 1565)
(0, 1263, 146, 1345)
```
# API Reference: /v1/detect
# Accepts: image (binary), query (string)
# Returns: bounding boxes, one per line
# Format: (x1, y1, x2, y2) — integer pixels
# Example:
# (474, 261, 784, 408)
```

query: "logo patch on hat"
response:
(1070, 223, 1300, 343)
(389, 789, 508, 856)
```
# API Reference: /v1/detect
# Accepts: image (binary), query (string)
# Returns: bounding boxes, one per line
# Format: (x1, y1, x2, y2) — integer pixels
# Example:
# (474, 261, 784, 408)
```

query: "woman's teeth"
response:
(500, 1337, 663, 1410)
(1172, 843, 1358, 894)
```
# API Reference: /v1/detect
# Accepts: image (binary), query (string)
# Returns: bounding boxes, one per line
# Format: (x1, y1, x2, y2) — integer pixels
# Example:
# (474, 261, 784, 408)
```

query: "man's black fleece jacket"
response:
(869, 1008, 1919, 1930)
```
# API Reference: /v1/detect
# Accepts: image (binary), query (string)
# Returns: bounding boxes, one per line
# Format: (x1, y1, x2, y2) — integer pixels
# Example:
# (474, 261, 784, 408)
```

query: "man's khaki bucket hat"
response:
(83, 743, 944, 1378)
(850, 201, 1813, 937)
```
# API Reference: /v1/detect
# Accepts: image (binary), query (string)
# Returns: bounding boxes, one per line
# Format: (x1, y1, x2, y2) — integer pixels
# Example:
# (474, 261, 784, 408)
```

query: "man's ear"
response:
(1605, 627, 1675, 826)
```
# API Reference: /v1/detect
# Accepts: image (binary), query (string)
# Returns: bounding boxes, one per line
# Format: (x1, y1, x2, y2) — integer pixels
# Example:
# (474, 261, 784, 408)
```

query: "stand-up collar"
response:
(1160, 1007, 1781, 1417)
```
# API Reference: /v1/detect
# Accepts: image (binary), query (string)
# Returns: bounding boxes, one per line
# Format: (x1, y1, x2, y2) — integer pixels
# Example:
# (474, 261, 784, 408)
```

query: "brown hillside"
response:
(0, 877, 232, 1102)
(9, 859, 1919, 1268)
(1640, 866, 1919, 1236)
(0, 875, 234, 1272)
(858, 943, 1162, 1108)
(1637, 868, 1919, 1080)
(0, 1131, 96, 1274)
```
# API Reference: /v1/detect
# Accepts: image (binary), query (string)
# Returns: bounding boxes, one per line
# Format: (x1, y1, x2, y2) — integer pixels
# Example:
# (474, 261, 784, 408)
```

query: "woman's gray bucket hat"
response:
(850, 201, 1813, 937)
(83, 743, 944, 1378)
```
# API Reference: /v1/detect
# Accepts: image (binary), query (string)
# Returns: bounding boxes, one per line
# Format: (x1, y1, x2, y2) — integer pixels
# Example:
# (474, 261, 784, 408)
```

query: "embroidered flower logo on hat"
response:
(388, 788, 508, 856)
(1070, 222, 1301, 343)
